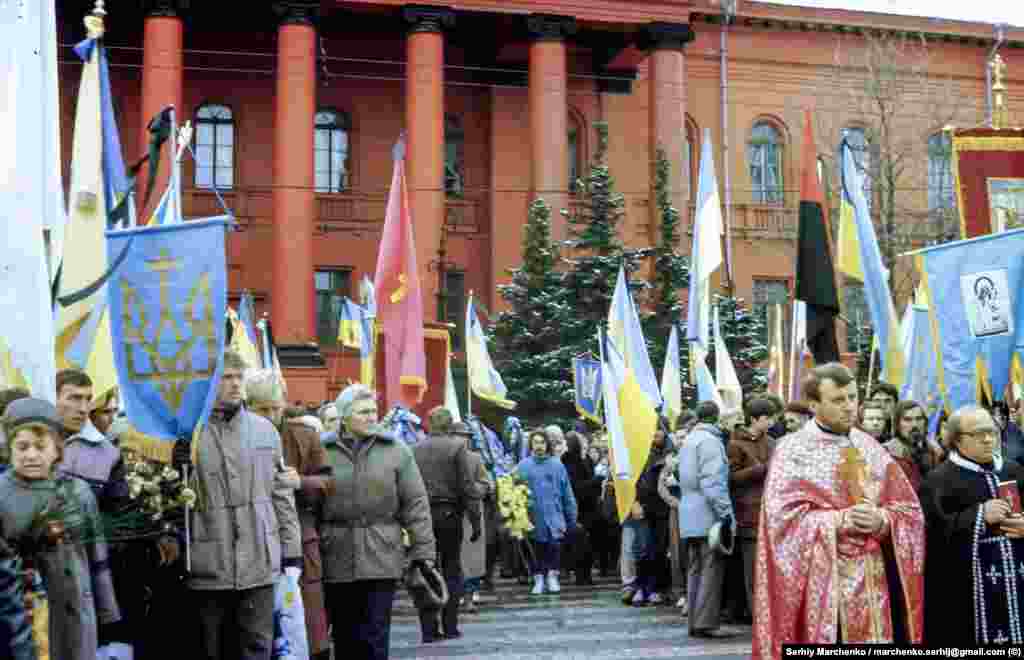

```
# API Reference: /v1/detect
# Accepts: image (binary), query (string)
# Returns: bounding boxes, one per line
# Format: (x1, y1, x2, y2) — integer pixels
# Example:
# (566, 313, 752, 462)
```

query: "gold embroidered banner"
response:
(952, 128, 1024, 238)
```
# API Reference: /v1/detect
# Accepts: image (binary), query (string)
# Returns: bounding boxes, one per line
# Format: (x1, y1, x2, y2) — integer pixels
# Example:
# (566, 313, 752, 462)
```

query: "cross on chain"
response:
(838, 446, 868, 504)
(988, 564, 1003, 586)
(994, 630, 1010, 645)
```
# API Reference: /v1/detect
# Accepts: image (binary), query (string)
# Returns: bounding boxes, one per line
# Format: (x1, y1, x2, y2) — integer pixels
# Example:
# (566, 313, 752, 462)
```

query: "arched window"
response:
(444, 114, 464, 197)
(315, 109, 350, 193)
(568, 111, 585, 192)
(927, 132, 954, 226)
(194, 103, 234, 190)
(684, 117, 699, 201)
(747, 121, 784, 204)
(839, 126, 872, 210)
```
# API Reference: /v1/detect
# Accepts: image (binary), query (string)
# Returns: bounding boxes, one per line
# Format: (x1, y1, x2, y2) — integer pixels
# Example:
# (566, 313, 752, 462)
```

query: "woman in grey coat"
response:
(0, 397, 120, 660)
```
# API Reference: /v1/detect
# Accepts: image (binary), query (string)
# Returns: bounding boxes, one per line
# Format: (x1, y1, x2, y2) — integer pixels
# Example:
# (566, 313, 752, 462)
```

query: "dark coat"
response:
(919, 455, 1024, 645)
(562, 451, 600, 525)
(0, 552, 34, 660)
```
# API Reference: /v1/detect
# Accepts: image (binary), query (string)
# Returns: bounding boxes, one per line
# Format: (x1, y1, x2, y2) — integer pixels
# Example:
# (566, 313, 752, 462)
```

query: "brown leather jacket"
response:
(727, 429, 773, 533)
(279, 419, 331, 533)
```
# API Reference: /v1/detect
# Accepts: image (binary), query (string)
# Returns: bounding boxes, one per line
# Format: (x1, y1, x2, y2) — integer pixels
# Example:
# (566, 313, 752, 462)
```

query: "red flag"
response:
(373, 138, 427, 408)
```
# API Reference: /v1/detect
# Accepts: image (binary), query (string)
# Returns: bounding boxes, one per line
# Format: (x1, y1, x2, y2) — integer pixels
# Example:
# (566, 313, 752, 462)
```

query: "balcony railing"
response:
(182, 187, 486, 234)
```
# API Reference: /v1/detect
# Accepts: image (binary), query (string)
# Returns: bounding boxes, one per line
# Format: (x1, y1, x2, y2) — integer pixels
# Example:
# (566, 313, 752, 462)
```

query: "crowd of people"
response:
(4, 353, 1024, 660)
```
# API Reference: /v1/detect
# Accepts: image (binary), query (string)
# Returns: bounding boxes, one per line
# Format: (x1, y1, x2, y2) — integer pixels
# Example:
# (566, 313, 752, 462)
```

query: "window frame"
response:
(314, 267, 354, 348)
(442, 270, 466, 350)
(752, 277, 791, 346)
(444, 114, 465, 198)
(193, 102, 236, 191)
(568, 108, 586, 193)
(747, 120, 786, 205)
(314, 108, 352, 194)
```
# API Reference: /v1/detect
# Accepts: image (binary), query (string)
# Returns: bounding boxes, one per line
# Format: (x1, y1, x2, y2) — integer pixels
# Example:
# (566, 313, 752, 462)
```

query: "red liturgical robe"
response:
(752, 423, 925, 658)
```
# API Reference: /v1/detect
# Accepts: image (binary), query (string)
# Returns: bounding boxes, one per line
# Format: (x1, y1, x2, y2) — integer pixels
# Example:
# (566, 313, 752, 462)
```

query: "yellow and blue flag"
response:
(106, 217, 228, 445)
(839, 140, 905, 386)
(713, 306, 742, 409)
(337, 297, 375, 387)
(238, 290, 258, 346)
(608, 266, 661, 406)
(913, 227, 1024, 411)
(573, 355, 603, 424)
(466, 294, 516, 409)
(227, 307, 261, 370)
(660, 326, 683, 430)
(686, 130, 724, 362)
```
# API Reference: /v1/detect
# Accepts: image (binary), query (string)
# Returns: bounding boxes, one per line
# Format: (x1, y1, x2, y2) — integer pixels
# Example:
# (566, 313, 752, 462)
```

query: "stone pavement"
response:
(390, 575, 753, 659)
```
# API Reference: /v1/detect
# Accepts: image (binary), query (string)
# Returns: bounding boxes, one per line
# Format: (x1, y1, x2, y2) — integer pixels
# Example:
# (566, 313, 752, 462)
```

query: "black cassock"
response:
(920, 452, 1024, 645)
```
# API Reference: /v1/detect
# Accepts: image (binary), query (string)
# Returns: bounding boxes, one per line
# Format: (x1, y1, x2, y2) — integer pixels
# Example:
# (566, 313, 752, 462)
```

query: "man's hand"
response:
(469, 517, 482, 543)
(157, 536, 180, 566)
(630, 502, 645, 520)
(847, 503, 886, 536)
(984, 498, 1012, 525)
(276, 466, 301, 491)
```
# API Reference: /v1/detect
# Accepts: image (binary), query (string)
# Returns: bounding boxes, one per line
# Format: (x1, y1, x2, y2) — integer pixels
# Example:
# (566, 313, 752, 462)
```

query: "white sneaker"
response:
(531, 574, 546, 595)
(546, 570, 561, 593)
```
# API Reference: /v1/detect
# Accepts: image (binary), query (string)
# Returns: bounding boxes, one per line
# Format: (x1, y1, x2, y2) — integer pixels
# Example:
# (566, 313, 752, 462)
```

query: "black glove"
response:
(469, 516, 482, 543)
(172, 438, 192, 472)
(721, 515, 734, 550)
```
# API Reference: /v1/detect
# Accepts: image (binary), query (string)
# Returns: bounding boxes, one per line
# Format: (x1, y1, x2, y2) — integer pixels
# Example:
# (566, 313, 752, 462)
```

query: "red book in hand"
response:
(999, 480, 1023, 515)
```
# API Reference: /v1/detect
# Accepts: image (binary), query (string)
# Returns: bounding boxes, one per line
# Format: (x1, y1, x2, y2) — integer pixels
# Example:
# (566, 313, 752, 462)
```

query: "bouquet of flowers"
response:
(122, 449, 197, 524)
(496, 475, 533, 540)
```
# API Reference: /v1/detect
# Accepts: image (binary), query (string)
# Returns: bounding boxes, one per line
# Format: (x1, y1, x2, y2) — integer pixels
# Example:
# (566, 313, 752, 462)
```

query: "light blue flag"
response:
(841, 141, 904, 386)
(913, 227, 1024, 411)
(239, 290, 258, 346)
(106, 217, 228, 441)
(900, 306, 939, 408)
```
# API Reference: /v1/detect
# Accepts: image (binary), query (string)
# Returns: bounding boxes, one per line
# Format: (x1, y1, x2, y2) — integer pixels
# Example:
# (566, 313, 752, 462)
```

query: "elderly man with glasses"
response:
(920, 405, 1024, 646)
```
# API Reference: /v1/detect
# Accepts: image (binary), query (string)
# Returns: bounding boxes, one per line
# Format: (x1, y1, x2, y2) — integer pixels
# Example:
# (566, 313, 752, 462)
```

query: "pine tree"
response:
(559, 122, 653, 354)
(648, 146, 690, 381)
(490, 199, 576, 422)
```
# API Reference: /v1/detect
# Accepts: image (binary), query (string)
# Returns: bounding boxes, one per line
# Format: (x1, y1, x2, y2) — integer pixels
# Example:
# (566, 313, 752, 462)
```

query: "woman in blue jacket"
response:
(516, 429, 578, 595)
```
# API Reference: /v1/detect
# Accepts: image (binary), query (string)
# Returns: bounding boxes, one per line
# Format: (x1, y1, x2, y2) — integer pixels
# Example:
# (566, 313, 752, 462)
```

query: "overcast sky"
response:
(764, 0, 1023, 28)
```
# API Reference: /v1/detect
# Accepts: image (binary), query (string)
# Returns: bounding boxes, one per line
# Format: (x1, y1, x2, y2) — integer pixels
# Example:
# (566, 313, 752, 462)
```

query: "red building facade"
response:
(55, 0, 1023, 404)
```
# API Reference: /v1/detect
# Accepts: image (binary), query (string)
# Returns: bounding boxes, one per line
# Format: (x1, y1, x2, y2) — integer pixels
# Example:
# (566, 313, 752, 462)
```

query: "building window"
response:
(194, 103, 234, 190)
(747, 122, 784, 204)
(684, 118, 699, 202)
(444, 114, 464, 197)
(568, 126, 579, 192)
(840, 127, 872, 210)
(315, 109, 350, 193)
(315, 268, 352, 346)
(927, 132, 955, 234)
(752, 278, 790, 344)
(442, 271, 466, 349)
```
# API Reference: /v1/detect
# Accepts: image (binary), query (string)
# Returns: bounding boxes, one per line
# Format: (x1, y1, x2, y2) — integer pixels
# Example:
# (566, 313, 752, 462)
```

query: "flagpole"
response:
(597, 325, 607, 431)
(866, 337, 878, 396)
(466, 291, 473, 420)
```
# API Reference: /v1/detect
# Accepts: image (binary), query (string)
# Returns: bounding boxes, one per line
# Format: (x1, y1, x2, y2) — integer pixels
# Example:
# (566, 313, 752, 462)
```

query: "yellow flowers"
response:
(496, 475, 533, 540)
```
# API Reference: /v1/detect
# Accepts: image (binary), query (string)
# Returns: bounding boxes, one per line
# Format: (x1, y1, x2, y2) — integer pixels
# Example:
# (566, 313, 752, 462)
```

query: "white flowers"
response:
(123, 450, 194, 518)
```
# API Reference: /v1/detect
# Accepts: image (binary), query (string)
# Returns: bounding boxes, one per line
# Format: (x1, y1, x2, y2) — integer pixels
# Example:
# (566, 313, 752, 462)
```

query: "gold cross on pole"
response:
(838, 445, 868, 504)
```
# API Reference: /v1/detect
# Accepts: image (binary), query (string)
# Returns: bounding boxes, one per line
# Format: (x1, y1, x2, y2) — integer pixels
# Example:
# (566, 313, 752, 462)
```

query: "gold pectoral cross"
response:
(838, 445, 868, 505)
(390, 273, 408, 304)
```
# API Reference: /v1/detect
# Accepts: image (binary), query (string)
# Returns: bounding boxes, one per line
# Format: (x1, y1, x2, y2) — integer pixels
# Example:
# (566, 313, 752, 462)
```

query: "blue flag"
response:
(914, 227, 1024, 411)
(900, 305, 940, 411)
(106, 218, 229, 442)
(573, 356, 603, 424)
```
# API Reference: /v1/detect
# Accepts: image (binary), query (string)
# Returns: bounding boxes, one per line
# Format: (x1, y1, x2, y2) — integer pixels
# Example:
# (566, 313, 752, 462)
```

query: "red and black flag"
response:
(794, 111, 841, 364)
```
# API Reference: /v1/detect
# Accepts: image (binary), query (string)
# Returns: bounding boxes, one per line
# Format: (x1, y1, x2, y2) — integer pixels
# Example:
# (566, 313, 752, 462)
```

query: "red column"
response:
(527, 16, 575, 239)
(404, 7, 453, 323)
(271, 5, 317, 343)
(644, 24, 694, 220)
(138, 3, 183, 221)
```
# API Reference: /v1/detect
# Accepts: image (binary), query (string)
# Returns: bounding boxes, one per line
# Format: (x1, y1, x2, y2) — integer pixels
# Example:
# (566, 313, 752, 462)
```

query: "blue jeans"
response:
(620, 519, 652, 587)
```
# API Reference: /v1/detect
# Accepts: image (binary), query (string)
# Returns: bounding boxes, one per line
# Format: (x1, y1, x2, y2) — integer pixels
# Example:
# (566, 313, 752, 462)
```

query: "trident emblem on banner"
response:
(580, 363, 599, 401)
(119, 249, 217, 411)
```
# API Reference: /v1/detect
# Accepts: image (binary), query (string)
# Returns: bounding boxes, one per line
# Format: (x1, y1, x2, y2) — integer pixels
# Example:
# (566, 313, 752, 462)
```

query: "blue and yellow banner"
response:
(900, 305, 940, 414)
(573, 355, 603, 424)
(913, 227, 1024, 411)
(106, 218, 228, 445)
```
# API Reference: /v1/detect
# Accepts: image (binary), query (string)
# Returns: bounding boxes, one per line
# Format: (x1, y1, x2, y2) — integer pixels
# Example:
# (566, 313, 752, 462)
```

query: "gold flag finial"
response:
(991, 54, 1009, 130)
(84, 0, 106, 40)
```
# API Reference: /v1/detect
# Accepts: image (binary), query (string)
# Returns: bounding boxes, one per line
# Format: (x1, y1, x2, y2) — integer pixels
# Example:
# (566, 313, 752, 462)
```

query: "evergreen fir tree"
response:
(696, 296, 770, 404)
(648, 146, 691, 381)
(490, 199, 576, 422)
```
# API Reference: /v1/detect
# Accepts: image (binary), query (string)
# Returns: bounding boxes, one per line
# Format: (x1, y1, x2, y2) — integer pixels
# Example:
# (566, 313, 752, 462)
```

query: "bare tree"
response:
(806, 30, 973, 307)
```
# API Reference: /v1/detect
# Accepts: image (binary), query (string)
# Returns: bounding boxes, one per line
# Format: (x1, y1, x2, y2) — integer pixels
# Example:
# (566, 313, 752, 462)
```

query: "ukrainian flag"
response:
(661, 326, 683, 431)
(337, 297, 375, 387)
(604, 267, 662, 523)
(839, 140, 905, 387)
(465, 294, 515, 409)
(912, 227, 1024, 410)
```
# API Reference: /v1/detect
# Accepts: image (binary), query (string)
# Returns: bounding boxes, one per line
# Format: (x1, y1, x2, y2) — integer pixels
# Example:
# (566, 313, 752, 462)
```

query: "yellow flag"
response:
(612, 369, 659, 523)
(837, 197, 863, 281)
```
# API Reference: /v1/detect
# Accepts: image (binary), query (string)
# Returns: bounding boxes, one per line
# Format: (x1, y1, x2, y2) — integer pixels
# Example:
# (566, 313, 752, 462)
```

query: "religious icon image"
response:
(988, 178, 1024, 232)
(961, 270, 1013, 338)
(998, 481, 1023, 516)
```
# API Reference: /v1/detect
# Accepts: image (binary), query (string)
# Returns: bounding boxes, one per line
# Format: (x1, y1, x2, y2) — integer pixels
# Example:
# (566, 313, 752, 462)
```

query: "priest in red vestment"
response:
(752, 363, 925, 658)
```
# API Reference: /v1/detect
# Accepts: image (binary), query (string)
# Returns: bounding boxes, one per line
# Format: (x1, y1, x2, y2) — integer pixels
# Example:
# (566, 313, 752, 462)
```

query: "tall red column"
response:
(404, 7, 453, 323)
(271, 4, 317, 344)
(644, 23, 694, 223)
(527, 15, 575, 239)
(138, 2, 184, 221)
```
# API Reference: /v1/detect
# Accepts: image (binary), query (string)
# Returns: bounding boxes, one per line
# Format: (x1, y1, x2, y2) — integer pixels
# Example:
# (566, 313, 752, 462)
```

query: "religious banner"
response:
(573, 355, 602, 425)
(951, 127, 1024, 237)
(106, 217, 228, 451)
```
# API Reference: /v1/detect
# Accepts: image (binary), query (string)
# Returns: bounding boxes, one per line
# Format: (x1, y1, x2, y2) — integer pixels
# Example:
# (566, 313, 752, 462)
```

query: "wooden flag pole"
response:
(466, 291, 473, 420)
